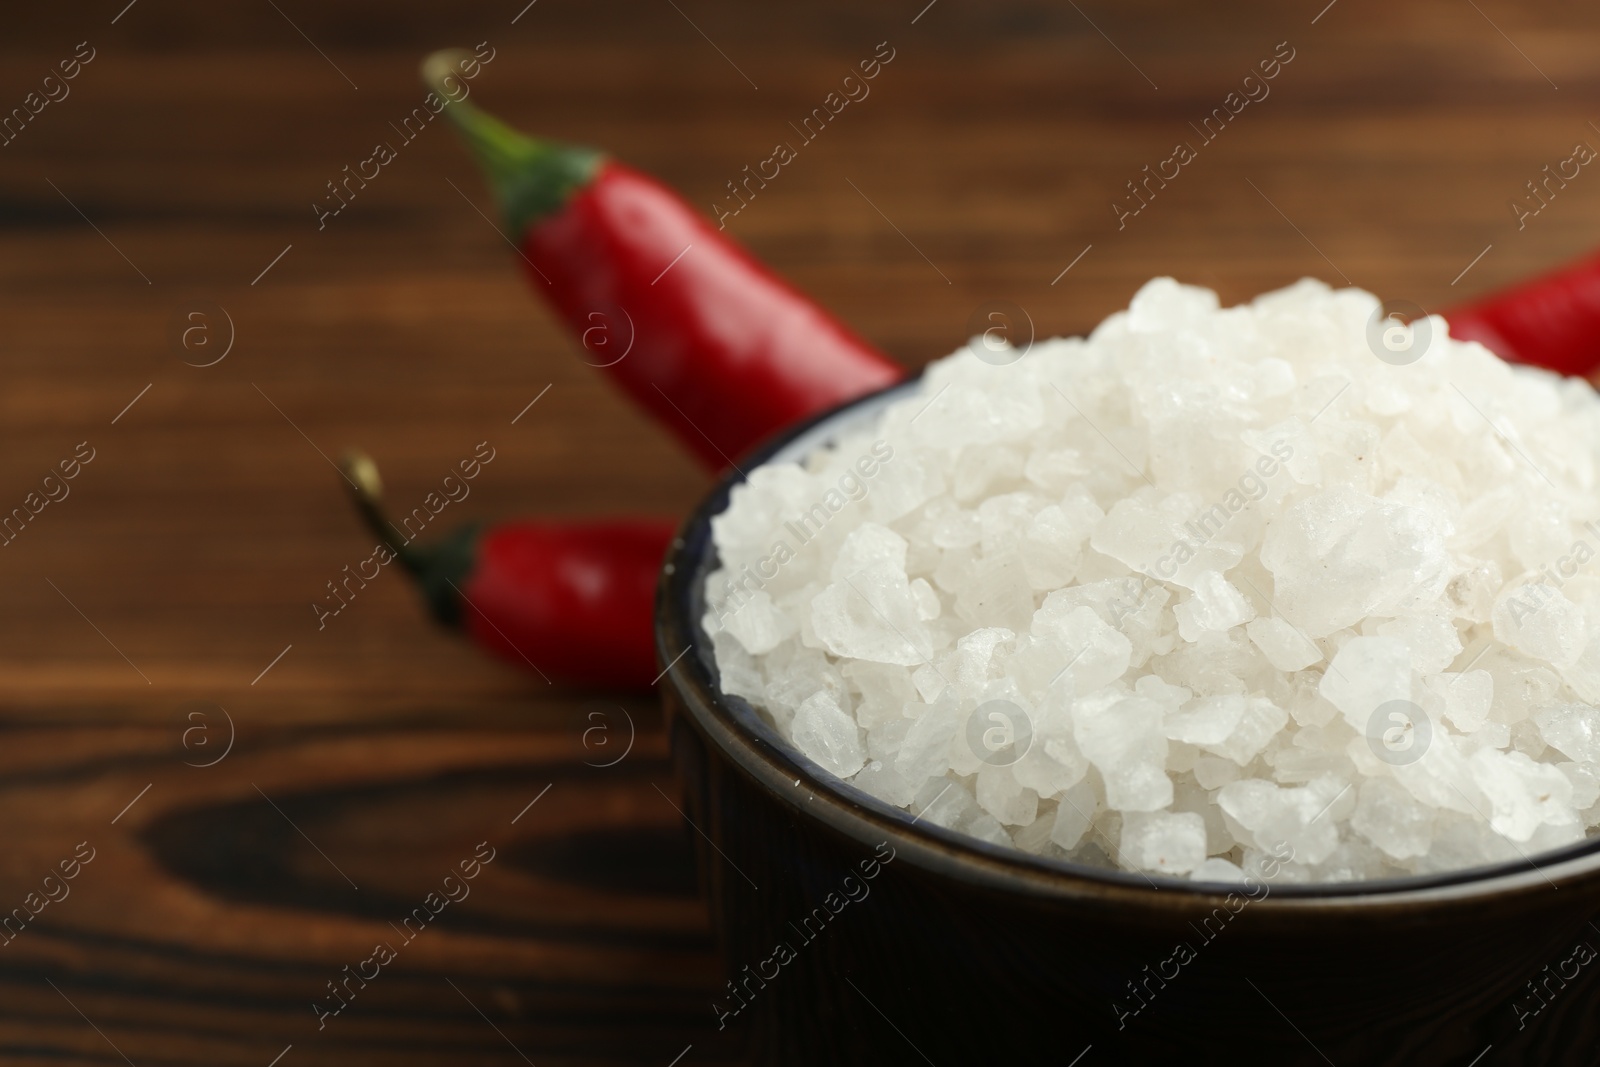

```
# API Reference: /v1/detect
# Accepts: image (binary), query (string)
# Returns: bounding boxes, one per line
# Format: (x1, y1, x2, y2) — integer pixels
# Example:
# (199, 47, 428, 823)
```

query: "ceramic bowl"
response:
(655, 379, 1600, 1066)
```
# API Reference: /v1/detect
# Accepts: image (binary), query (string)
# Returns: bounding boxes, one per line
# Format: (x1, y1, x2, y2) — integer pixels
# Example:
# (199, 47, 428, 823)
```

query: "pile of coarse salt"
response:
(703, 278, 1600, 883)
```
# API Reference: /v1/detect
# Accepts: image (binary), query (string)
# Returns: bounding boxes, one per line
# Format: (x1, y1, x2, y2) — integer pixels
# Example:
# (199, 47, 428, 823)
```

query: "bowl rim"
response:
(655, 372, 1600, 910)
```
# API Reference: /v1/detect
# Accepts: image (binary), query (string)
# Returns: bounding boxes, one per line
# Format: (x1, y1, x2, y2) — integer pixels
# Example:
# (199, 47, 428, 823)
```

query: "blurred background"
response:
(0, 0, 1597, 1062)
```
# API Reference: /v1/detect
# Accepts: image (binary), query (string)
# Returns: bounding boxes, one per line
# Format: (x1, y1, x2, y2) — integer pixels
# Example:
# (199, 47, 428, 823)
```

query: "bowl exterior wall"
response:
(667, 685, 1600, 1066)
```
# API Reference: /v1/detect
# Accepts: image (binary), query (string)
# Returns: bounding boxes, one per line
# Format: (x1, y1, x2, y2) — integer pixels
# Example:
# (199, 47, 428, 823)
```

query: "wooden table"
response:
(1, 0, 1597, 1062)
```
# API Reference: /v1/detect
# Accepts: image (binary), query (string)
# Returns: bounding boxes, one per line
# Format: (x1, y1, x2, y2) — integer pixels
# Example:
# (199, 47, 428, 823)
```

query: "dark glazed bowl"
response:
(655, 379, 1600, 1066)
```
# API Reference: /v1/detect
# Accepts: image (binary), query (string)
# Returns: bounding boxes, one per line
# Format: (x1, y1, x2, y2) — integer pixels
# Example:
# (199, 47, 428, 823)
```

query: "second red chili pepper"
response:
(342, 452, 674, 689)
(1445, 248, 1600, 379)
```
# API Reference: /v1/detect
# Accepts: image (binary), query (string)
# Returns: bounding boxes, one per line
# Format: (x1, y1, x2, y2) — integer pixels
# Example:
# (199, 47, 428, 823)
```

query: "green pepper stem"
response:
(421, 49, 604, 238)
(338, 449, 482, 628)
(340, 450, 425, 575)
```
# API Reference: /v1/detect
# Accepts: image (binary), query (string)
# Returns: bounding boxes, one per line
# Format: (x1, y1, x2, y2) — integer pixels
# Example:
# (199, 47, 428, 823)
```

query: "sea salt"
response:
(704, 277, 1600, 882)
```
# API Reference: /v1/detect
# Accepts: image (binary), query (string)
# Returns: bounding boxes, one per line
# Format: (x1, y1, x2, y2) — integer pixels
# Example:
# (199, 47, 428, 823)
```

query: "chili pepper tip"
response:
(338, 449, 420, 575)
(341, 450, 383, 504)
(420, 49, 466, 84)
(334, 448, 481, 626)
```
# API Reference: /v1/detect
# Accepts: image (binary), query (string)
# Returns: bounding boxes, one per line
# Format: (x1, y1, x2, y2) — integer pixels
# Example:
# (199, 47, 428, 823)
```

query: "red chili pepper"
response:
(1445, 249, 1600, 378)
(341, 452, 673, 689)
(423, 50, 904, 471)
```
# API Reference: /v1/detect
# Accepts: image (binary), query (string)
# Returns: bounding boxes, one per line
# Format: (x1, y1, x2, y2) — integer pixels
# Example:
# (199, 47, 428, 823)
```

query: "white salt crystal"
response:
(978, 492, 1046, 555)
(1032, 598, 1132, 694)
(1319, 636, 1412, 731)
(909, 577, 942, 621)
(930, 506, 981, 549)
(1493, 583, 1587, 670)
(866, 452, 946, 524)
(865, 716, 912, 762)
(1165, 695, 1245, 747)
(910, 663, 947, 704)
(711, 464, 818, 556)
(1020, 504, 1086, 589)
(977, 764, 1039, 826)
(1167, 741, 1200, 774)
(1088, 495, 1173, 576)
(962, 811, 1016, 848)
(1121, 810, 1207, 874)
(1509, 502, 1573, 573)
(1217, 777, 1347, 865)
(1048, 577, 1170, 665)
(1193, 756, 1241, 791)
(1059, 483, 1107, 536)
(1350, 777, 1434, 860)
(1011, 692, 1089, 795)
(1074, 695, 1171, 811)
(1092, 493, 1245, 588)
(1446, 557, 1503, 623)
(894, 690, 963, 783)
(1377, 614, 1462, 675)
(1012, 808, 1058, 854)
(1287, 679, 1340, 728)
(1246, 616, 1323, 671)
(844, 660, 918, 730)
(1136, 673, 1192, 712)
(950, 627, 1013, 698)
(1310, 836, 1395, 882)
(1534, 704, 1600, 764)
(1527, 818, 1586, 854)
(1380, 731, 1482, 817)
(1559, 639, 1600, 705)
(850, 759, 923, 807)
(790, 690, 866, 779)
(1174, 571, 1256, 641)
(1483, 650, 1563, 725)
(1023, 447, 1088, 495)
(1248, 417, 1321, 485)
(1561, 761, 1600, 811)
(1467, 747, 1576, 841)
(709, 628, 764, 703)
(953, 444, 1024, 502)
(1453, 487, 1516, 553)
(1129, 276, 1219, 329)
(1207, 696, 1290, 764)
(1424, 670, 1494, 733)
(1176, 778, 1236, 855)
(811, 568, 931, 666)
(1455, 722, 1512, 754)
(1260, 489, 1451, 639)
(1190, 857, 1247, 883)
(719, 588, 795, 655)
(761, 645, 846, 728)
(1416, 811, 1522, 873)
(830, 522, 908, 581)
(910, 777, 975, 831)
(1050, 778, 1098, 850)
(954, 553, 1036, 632)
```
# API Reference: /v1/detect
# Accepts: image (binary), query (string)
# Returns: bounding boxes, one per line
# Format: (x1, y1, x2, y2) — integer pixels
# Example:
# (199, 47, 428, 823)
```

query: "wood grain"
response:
(2, 0, 1600, 1062)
